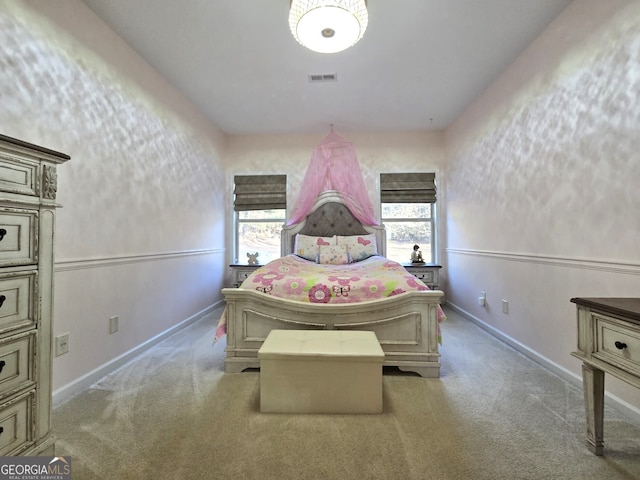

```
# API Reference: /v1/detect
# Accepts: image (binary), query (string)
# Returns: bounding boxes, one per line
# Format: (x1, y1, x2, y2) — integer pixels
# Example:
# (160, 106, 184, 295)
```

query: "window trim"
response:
(232, 174, 287, 264)
(379, 171, 439, 265)
(234, 212, 286, 264)
(381, 203, 437, 264)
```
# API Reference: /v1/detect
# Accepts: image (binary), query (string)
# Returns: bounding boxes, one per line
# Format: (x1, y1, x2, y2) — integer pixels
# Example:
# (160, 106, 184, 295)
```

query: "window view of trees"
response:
(237, 209, 285, 264)
(236, 204, 435, 266)
(382, 203, 434, 264)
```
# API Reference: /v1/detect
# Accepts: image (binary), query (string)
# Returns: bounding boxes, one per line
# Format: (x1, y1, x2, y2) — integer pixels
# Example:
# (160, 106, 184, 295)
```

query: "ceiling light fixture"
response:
(289, 0, 368, 54)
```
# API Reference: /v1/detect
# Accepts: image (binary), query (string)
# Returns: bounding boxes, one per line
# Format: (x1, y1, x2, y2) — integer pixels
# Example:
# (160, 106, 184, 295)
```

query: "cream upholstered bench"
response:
(258, 330, 384, 414)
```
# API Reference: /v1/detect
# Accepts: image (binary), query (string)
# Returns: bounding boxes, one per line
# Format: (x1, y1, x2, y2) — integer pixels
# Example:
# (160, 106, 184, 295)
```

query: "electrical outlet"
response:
(55, 333, 70, 356)
(109, 316, 119, 334)
(478, 291, 486, 306)
(502, 300, 509, 314)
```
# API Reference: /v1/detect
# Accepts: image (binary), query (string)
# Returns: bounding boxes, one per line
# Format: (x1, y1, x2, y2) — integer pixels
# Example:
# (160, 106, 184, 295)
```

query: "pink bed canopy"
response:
(287, 130, 378, 226)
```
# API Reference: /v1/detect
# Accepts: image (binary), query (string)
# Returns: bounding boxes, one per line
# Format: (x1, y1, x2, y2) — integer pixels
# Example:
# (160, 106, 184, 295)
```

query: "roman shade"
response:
(234, 174, 286, 211)
(380, 172, 437, 203)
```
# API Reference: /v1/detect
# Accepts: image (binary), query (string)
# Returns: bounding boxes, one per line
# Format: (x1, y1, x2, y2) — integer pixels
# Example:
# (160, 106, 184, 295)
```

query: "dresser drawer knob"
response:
(615, 341, 628, 350)
(0, 295, 4, 308)
(0, 228, 5, 241)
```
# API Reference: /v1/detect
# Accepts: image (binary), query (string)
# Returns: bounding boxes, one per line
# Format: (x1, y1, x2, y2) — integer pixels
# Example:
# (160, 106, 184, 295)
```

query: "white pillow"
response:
(294, 234, 335, 261)
(337, 234, 378, 262)
(317, 244, 351, 265)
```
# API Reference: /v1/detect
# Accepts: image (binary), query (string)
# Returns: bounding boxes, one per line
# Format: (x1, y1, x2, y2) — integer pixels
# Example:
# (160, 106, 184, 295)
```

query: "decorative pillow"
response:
(337, 234, 378, 262)
(316, 244, 351, 265)
(294, 234, 335, 261)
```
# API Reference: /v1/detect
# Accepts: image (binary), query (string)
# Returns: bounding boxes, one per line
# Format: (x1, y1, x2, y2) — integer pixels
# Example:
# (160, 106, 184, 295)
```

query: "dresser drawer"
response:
(412, 270, 434, 283)
(235, 269, 254, 284)
(230, 265, 262, 287)
(0, 390, 34, 455)
(0, 332, 35, 399)
(403, 265, 440, 287)
(0, 272, 36, 334)
(0, 154, 38, 197)
(0, 209, 38, 267)
(594, 313, 640, 377)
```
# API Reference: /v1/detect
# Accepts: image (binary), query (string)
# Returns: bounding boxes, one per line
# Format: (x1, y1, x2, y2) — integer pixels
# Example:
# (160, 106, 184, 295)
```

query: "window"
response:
(236, 209, 285, 264)
(233, 175, 286, 265)
(380, 173, 437, 264)
(381, 203, 434, 263)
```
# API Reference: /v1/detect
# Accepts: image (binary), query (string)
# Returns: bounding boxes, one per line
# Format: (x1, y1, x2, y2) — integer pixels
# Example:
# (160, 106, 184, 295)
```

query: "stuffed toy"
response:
(247, 252, 259, 265)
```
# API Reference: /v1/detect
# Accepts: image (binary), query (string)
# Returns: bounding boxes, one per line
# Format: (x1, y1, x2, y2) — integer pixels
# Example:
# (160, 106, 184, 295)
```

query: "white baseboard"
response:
(52, 301, 224, 407)
(446, 301, 640, 426)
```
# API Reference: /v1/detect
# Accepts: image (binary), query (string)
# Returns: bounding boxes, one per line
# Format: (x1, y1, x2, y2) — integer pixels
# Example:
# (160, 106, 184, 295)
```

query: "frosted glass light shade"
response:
(289, 0, 368, 54)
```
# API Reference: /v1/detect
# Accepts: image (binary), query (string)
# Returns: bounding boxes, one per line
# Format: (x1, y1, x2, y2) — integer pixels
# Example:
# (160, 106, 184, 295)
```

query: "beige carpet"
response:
(53, 307, 640, 480)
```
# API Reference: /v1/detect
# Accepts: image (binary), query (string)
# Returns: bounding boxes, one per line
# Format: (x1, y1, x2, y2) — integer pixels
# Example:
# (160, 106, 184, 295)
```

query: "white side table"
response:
(401, 263, 442, 289)
(229, 264, 262, 287)
(571, 297, 640, 455)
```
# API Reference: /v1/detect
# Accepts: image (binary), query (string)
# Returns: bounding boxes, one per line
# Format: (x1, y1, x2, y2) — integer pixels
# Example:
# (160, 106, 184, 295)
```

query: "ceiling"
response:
(81, 0, 572, 136)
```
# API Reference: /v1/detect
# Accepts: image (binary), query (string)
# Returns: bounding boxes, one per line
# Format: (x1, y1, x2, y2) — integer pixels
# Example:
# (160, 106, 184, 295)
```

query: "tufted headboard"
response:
(281, 191, 386, 257)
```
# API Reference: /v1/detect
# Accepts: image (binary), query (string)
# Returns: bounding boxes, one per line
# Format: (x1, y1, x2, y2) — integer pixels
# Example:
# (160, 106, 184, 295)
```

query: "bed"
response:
(221, 191, 444, 377)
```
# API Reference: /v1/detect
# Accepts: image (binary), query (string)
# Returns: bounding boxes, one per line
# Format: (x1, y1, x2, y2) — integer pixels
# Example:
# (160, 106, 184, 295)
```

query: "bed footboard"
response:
(221, 288, 444, 377)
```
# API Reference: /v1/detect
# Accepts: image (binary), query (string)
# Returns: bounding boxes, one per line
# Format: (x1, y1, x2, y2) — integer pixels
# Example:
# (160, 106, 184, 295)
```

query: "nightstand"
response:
(229, 264, 262, 287)
(402, 263, 442, 289)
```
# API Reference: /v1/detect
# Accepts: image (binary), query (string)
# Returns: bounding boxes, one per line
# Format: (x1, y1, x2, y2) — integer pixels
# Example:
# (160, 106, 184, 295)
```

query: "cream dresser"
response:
(571, 297, 640, 455)
(0, 134, 69, 455)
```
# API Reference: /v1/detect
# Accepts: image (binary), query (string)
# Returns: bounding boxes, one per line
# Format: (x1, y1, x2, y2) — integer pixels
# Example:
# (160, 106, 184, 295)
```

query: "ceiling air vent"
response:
(308, 73, 337, 83)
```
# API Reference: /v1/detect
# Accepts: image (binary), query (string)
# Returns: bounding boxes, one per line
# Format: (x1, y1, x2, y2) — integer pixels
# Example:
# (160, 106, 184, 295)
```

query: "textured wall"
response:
(0, 0, 227, 392)
(445, 0, 640, 411)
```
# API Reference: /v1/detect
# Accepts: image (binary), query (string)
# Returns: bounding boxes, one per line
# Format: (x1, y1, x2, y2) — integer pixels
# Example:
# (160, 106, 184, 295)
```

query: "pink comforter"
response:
(240, 255, 430, 303)
(222, 255, 445, 345)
